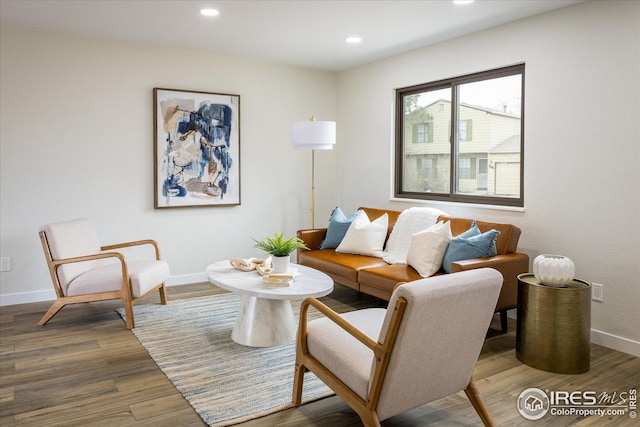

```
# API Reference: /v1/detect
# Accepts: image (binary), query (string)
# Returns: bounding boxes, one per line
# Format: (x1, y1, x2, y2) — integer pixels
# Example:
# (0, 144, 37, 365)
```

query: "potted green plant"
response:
(252, 231, 308, 273)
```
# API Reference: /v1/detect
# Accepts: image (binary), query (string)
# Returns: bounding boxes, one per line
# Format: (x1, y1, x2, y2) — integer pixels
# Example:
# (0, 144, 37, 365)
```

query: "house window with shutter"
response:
(414, 123, 432, 143)
(459, 120, 472, 141)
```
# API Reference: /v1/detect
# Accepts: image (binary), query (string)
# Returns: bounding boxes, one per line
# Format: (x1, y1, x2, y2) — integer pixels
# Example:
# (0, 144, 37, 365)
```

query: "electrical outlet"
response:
(0, 257, 10, 272)
(592, 283, 604, 302)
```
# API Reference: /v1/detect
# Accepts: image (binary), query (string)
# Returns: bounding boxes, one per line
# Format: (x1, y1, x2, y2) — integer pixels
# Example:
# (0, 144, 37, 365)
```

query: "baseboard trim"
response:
(0, 273, 209, 306)
(591, 329, 640, 357)
(166, 272, 208, 286)
(0, 289, 57, 306)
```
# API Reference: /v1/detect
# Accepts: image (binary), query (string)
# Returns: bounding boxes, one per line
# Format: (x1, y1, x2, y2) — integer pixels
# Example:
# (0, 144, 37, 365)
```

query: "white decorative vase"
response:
(271, 255, 290, 274)
(533, 254, 575, 287)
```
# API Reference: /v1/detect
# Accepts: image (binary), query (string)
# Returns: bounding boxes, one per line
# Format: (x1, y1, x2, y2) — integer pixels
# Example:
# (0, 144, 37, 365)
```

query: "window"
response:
(459, 158, 471, 179)
(395, 64, 524, 207)
(414, 123, 432, 143)
(459, 120, 472, 141)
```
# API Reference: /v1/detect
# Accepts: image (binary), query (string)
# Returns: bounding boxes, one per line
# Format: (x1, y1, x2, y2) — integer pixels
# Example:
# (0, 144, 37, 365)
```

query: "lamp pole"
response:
(311, 149, 316, 228)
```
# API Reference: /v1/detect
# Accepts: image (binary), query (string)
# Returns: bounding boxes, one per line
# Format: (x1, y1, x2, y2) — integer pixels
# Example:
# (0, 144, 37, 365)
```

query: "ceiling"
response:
(0, 0, 583, 71)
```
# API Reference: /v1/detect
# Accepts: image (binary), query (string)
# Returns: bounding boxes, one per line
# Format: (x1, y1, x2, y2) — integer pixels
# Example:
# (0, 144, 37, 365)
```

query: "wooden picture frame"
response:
(154, 88, 240, 208)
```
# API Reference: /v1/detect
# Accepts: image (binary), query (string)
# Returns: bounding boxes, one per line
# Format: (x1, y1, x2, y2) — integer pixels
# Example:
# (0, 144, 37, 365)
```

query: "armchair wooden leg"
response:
(360, 411, 382, 427)
(38, 300, 66, 326)
(292, 361, 305, 405)
(159, 283, 168, 305)
(464, 379, 495, 427)
(123, 301, 135, 329)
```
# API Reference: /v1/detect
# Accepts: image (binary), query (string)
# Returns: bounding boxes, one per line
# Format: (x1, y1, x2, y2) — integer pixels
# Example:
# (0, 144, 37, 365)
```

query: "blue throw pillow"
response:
(441, 228, 500, 273)
(448, 221, 498, 258)
(320, 207, 360, 249)
(458, 221, 480, 239)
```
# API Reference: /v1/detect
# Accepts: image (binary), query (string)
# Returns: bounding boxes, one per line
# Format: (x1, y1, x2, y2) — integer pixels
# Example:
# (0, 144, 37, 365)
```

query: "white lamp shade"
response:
(291, 120, 336, 150)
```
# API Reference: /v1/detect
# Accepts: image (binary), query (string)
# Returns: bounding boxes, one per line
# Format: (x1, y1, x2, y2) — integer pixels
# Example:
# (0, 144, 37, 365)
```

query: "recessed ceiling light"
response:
(453, 0, 474, 4)
(200, 8, 220, 17)
(345, 36, 362, 44)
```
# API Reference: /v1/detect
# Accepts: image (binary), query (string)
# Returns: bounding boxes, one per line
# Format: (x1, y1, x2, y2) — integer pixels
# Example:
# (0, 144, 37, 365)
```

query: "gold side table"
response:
(516, 273, 591, 374)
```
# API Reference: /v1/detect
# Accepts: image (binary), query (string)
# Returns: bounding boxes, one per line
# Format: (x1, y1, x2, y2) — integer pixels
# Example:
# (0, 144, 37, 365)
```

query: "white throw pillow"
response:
(382, 207, 448, 265)
(406, 221, 452, 277)
(336, 211, 388, 258)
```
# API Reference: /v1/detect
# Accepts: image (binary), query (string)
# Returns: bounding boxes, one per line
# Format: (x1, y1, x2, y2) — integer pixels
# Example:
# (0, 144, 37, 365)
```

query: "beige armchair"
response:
(293, 268, 503, 427)
(38, 218, 169, 329)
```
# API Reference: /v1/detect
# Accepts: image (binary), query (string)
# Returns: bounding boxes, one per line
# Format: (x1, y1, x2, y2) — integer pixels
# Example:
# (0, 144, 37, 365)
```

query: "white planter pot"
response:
(271, 255, 290, 274)
(533, 254, 575, 287)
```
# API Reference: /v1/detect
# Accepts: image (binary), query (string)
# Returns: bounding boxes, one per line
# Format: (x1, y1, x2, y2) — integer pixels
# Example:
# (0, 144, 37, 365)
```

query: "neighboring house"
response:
(403, 99, 521, 197)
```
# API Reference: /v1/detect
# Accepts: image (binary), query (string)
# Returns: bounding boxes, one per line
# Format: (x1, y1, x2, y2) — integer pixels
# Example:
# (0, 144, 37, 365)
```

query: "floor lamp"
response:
(291, 116, 336, 228)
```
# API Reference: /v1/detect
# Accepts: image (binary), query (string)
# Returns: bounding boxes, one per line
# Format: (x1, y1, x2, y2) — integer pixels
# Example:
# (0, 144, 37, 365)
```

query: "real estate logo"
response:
(517, 387, 637, 420)
(517, 388, 550, 420)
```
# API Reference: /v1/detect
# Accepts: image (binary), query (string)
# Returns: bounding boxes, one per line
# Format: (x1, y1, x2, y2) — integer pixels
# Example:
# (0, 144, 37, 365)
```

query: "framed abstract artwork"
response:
(153, 88, 241, 208)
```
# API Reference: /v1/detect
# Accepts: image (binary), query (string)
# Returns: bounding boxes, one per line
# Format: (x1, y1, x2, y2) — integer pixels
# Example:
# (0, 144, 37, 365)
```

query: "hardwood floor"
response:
(1, 283, 638, 426)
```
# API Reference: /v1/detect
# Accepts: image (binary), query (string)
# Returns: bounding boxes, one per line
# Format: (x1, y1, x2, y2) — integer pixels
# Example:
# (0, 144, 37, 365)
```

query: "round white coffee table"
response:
(206, 261, 333, 347)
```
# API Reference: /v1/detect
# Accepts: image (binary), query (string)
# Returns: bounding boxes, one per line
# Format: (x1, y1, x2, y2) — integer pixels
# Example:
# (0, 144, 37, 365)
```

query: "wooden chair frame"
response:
(292, 296, 495, 427)
(38, 230, 168, 329)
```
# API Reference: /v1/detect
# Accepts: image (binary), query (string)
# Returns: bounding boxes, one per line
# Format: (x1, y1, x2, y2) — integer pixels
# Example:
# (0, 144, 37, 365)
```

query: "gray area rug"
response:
(117, 294, 334, 426)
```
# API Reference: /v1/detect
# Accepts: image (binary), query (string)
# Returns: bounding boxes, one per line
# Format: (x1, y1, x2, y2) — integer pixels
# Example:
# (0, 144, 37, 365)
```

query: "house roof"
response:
(423, 99, 521, 119)
(490, 135, 521, 153)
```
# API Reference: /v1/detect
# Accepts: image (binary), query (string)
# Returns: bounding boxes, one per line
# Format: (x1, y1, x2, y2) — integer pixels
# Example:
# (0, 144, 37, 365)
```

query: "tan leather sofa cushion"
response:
(298, 249, 387, 283)
(357, 264, 423, 293)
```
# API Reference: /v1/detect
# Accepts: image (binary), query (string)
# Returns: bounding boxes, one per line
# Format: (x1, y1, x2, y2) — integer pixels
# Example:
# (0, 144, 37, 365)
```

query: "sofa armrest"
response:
(297, 228, 328, 251)
(449, 253, 529, 274)
(450, 253, 529, 312)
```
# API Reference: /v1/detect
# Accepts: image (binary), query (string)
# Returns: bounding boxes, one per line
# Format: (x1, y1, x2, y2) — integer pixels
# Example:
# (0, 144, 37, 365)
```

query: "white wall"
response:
(336, 1, 640, 348)
(0, 27, 337, 299)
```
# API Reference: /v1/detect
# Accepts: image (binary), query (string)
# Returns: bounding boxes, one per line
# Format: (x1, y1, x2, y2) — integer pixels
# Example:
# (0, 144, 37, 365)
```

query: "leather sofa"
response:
(297, 207, 529, 332)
